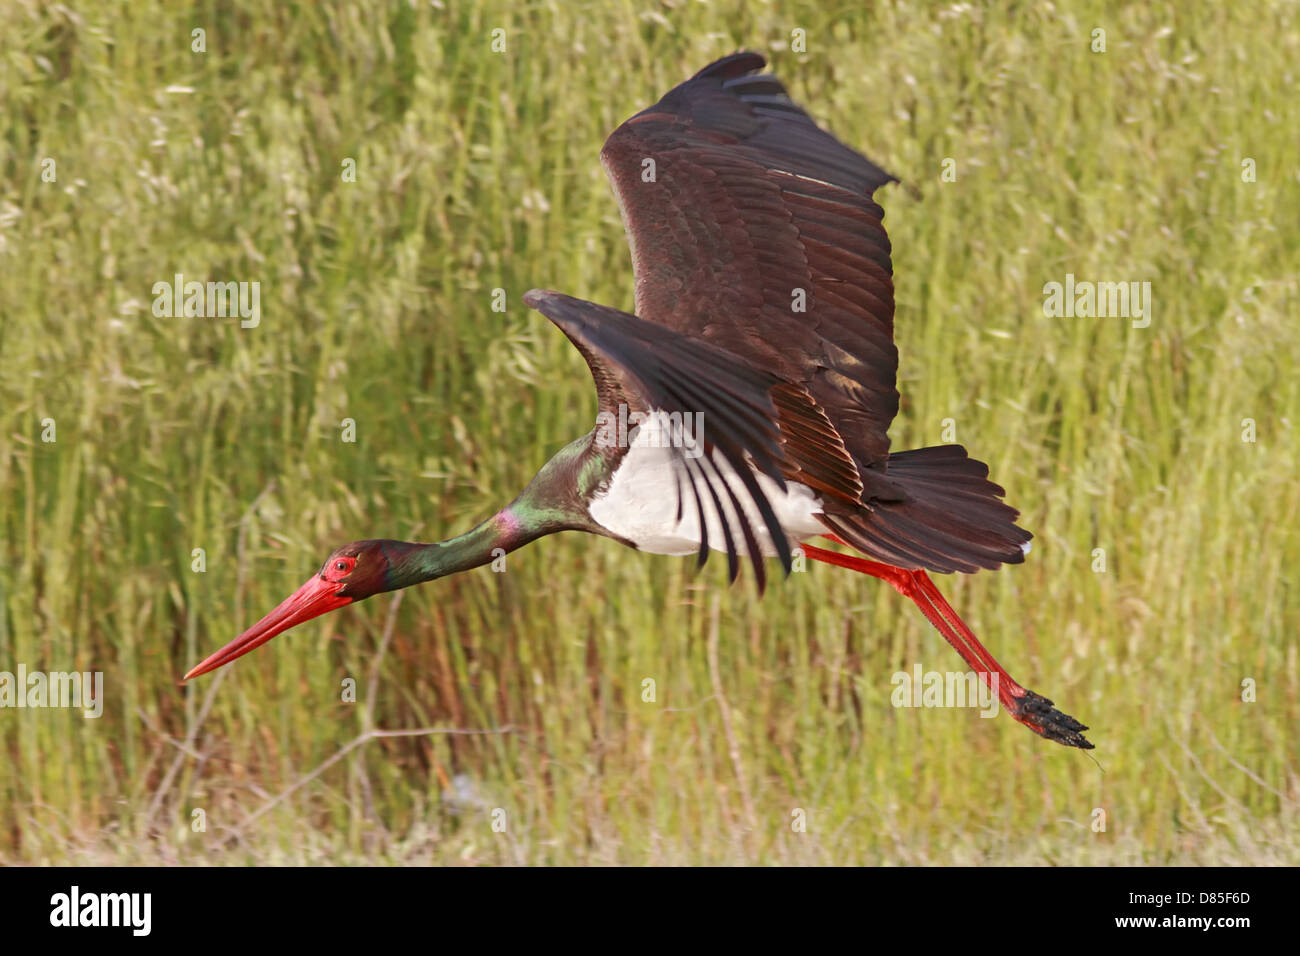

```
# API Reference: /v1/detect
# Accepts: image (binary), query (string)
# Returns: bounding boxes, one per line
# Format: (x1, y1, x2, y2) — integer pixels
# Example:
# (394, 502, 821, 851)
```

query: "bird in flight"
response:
(186, 52, 1092, 749)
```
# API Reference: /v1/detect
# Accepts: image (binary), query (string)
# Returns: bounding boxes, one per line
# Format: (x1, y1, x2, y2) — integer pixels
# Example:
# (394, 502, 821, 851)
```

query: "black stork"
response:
(186, 52, 1092, 749)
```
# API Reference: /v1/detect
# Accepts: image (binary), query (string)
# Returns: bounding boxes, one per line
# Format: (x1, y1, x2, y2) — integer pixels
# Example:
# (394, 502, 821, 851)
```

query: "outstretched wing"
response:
(530, 57, 1031, 581)
(600, 51, 900, 481)
(523, 289, 794, 590)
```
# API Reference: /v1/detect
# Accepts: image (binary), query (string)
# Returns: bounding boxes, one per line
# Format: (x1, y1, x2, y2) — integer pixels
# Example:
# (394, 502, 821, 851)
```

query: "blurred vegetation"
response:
(0, 0, 1296, 864)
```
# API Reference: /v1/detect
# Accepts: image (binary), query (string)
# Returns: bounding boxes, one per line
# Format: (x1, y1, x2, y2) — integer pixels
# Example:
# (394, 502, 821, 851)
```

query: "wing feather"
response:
(600, 53, 899, 483)
(523, 289, 794, 583)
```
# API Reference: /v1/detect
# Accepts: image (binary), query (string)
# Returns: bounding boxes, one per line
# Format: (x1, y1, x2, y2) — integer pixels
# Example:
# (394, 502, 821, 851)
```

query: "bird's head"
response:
(183, 539, 414, 680)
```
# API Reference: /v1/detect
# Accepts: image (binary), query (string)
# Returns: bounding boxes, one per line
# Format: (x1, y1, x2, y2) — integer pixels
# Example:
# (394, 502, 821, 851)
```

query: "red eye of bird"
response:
(323, 557, 355, 581)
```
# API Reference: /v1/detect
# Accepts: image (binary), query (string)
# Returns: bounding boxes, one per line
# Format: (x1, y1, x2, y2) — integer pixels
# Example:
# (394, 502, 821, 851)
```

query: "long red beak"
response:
(183, 575, 353, 680)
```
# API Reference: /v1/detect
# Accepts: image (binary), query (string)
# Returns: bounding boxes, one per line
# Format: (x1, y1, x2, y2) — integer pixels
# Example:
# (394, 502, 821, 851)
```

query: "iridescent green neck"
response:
(384, 514, 518, 587)
(384, 431, 611, 590)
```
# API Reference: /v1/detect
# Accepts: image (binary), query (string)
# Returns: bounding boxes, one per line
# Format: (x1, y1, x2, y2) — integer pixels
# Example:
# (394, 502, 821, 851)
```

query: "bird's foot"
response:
(1007, 690, 1094, 749)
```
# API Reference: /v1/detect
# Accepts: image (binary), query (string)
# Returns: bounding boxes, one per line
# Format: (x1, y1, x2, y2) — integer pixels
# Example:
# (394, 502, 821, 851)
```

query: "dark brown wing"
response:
(524, 289, 794, 589)
(535, 55, 1031, 579)
(600, 52, 899, 500)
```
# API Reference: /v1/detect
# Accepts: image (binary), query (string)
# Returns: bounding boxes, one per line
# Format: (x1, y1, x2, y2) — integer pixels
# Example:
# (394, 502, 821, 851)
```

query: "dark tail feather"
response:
(819, 445, 1032, 573)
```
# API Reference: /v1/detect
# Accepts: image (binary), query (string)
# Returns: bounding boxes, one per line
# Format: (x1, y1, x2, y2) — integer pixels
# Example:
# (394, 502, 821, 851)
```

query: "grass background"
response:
(0, 0, 1296, 864)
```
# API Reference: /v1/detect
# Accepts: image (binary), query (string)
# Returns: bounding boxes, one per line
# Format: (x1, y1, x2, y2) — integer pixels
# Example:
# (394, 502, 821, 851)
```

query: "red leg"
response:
(805, 537, 1092, 749)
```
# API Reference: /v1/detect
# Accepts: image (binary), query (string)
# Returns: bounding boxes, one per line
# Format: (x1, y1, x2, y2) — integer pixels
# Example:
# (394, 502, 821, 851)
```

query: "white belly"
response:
(588, 442, 825, 557)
